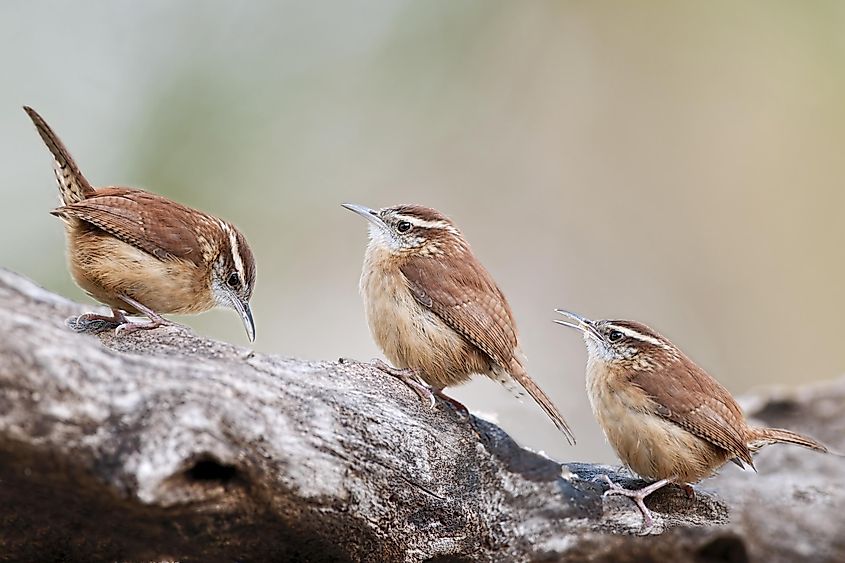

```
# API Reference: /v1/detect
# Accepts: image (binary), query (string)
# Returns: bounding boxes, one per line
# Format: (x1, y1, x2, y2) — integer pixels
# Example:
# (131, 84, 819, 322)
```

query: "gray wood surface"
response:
(0, 268, 841, 562)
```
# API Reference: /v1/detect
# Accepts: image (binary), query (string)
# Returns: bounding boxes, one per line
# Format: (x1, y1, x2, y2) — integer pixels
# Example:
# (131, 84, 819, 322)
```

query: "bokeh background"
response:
(1, 1, 843, 463)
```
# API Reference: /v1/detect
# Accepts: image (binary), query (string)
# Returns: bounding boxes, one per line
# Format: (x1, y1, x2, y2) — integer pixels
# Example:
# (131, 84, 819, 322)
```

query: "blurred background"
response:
(1, 1, 843, 463)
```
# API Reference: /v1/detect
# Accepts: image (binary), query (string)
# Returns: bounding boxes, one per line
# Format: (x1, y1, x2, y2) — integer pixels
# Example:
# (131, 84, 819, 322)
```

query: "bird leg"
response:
(78, 308, 127, 325)
(112, 294, 173, 336)
(595, 474, 673, 531)
(370, 360, 469, 418)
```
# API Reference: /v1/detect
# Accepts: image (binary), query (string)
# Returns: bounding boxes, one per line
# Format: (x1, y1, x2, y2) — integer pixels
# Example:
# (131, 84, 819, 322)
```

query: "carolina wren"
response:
(24, 106, 257, 341)
(555, 310, 830, 529)
(343, 203, 575, 444)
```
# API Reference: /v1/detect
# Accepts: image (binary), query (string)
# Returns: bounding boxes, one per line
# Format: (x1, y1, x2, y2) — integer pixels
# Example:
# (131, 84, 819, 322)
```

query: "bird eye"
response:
(608, 330, 624, 342)
(226, 272, 241, 289)
(396, 220, 412, 233)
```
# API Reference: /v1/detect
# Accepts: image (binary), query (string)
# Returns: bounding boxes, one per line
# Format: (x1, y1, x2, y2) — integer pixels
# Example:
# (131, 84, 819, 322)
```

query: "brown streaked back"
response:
(53, 188, 224, 268)
(398, 211, 575, 443)
(608, 320, 755, 466)
(400, 246, 519, 371)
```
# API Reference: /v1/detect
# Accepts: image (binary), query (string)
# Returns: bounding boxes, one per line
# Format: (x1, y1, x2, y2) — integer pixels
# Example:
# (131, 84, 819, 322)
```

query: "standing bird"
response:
(24, 106, 256, 341)
(343, 203, 574, 444)
(555, 310, 830, 529)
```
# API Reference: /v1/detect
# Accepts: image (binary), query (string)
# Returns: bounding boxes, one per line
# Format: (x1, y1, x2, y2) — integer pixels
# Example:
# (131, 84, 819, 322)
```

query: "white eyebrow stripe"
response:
(218, 220, 244, 281)
(606, 324, 668, 348)
(393, 215, 452, 230)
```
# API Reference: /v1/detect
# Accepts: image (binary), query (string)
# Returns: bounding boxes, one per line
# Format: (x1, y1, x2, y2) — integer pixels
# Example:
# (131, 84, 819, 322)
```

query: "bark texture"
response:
(0, 268, 842, 562)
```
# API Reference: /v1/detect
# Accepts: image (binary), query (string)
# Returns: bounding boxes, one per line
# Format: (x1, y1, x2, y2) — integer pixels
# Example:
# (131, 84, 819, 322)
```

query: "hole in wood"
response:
(185, 458, 238, 483)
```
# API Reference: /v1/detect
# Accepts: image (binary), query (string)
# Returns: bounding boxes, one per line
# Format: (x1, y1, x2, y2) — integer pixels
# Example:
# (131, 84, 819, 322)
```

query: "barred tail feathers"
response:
(747, 426, 829, 454)
(500, 358, 576, 445)
(24, 106, 95, 205)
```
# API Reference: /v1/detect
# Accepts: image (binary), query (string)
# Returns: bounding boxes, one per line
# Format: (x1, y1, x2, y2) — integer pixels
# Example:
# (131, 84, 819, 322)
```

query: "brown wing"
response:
(53, 188, 216, 266)
(402, 249, 576, 444)
(400, 250, 518, 369)
(24, 106, 96, 205)
(632, 356, 754, 467)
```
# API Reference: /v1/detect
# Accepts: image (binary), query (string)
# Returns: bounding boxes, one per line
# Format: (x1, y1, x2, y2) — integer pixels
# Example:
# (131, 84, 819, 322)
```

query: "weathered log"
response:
(0, 268, 841, 562)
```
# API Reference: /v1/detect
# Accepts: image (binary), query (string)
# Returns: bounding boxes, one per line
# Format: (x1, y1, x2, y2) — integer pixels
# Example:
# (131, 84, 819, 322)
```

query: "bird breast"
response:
(359, 244, 487, 388)
(585, 359, 729, 484)
(67, 226, 216, 315)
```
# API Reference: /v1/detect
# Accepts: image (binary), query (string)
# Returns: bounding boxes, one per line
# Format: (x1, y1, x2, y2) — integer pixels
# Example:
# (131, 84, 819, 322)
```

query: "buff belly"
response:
(359, 252, 489, 389)
(587, 367, 731, 484)
(66, 226, 215, 315)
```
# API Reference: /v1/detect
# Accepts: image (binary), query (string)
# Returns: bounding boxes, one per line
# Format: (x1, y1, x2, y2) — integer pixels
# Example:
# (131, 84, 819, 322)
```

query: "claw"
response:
(369, 360, 469, 418)
(425, 391, 437, 410)
(70, 308, 129, 332)
(112, 294, 173, 337)
(595, 473, 672, 531)
(114, 318, 169, 337)
(430, 387, 470, 420)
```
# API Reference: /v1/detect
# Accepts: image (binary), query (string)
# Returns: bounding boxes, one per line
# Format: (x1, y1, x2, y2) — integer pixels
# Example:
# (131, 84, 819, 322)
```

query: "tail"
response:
(23, 106, 95, 205)
(504, 358, 576, 445)
(747, 426, 829, 454)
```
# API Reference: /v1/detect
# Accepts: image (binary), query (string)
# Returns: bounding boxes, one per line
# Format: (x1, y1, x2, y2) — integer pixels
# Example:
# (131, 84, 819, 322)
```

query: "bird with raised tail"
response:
(555, 310, 831, 530)
(24, 106, 257, 341)
(343, 203, 575, 445)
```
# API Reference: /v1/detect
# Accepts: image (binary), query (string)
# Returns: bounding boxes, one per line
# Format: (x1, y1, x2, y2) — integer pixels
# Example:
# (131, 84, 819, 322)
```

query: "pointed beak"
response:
(231, 297, 256, 342)
(341, 203, 386, 229)
(554, 309, 601, 340)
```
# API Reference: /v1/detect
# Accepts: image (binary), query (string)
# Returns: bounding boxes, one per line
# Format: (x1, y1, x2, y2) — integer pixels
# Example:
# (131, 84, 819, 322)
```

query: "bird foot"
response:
(594, 474, 672, 531)
(370, 359, 437, 408)
(369, 360, 470, 419)
(68, 309, 128, 333)
(112, 295, 174, 337)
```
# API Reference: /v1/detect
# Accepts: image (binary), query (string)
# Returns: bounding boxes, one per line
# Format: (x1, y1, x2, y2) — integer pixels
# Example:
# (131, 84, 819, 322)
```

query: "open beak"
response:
(554, 309, 602, 340)
(231, 297, 256, 342)
(341, 203, 386, 229)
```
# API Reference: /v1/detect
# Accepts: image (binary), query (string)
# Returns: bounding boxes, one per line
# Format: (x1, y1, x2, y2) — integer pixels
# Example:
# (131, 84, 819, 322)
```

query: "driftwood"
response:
(0, 267, 842, 562)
